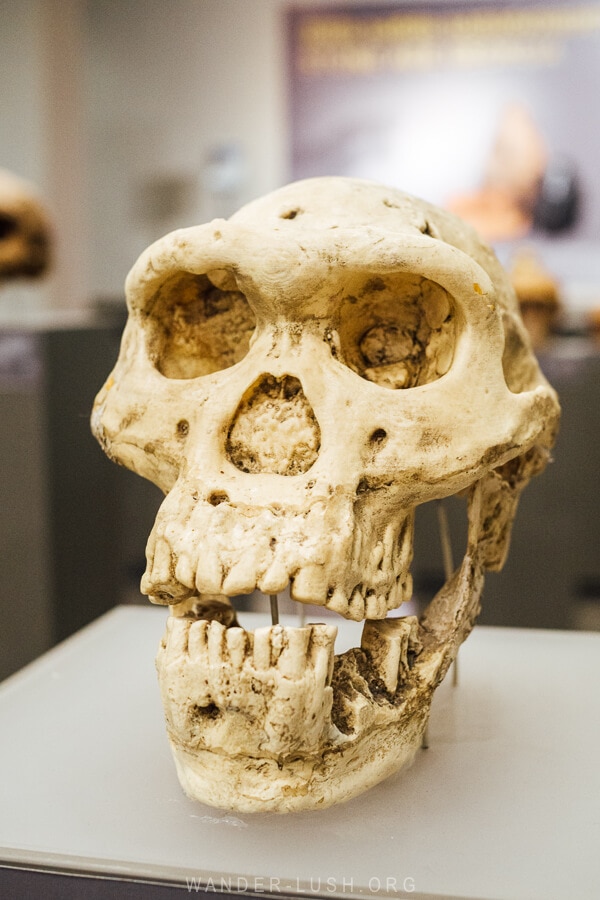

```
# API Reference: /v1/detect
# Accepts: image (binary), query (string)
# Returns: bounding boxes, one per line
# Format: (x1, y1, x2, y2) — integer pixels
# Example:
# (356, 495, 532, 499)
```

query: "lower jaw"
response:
(168, 706, 428, 813)
(155, 549, 481, 812)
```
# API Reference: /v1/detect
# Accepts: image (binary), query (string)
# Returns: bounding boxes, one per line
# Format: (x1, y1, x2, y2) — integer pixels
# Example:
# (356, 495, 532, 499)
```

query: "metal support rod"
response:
(437, 501, 454, 581)
(436, 499, 459, 688)
(423, 499, 459, 752)
(270, 593, 279, 626)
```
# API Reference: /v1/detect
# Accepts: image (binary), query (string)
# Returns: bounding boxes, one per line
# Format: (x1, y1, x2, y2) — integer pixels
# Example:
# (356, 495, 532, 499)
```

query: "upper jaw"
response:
(142, 486, 415, 621)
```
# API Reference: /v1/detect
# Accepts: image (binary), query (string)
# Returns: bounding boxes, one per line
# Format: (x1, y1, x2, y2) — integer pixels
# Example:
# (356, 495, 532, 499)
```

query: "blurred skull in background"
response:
(0, 168, 51, 282)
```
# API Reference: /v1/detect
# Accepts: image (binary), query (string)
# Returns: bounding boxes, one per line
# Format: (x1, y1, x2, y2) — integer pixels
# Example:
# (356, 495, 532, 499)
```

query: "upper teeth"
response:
(142, 494, 415, 622)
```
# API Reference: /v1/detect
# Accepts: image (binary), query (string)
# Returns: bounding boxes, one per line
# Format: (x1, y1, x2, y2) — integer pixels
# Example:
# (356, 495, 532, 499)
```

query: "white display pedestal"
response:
(0, 606, 599, 899)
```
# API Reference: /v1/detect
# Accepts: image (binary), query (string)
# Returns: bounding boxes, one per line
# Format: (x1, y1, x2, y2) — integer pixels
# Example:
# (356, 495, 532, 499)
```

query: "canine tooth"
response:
(222, 558, 257, 596)
(207, 620, 227, 667)
(277, 626, 311, 678)
(365, 593, 388, 619)
(142, 538, 177, 599)
(174, 553, 195, 591)
(253, 626, 275, 670)
(347, 587, 365, 621)
(258, 559, 289, 594)
(291, 564, 329, 604)
(325, 585, 349, 616)
(150, 536, 174, 583)
(361, 616, 420, 693)
(225, 626, 248, 669)
(196, 555, 224, 594)
(165, 615, 190, 657)
(187, 619, 210, 662)
(308, 624, 337, 685)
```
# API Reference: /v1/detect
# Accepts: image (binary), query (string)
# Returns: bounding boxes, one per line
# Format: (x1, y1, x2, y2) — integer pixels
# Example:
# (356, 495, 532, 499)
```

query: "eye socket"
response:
(0, 214, 18, 240)
(338, 274, 456, 389)
(146, 269, 256, 379)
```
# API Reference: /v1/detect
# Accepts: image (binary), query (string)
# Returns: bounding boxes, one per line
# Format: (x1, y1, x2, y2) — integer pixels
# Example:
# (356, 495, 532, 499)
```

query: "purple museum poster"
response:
(287, 2, 600, 304)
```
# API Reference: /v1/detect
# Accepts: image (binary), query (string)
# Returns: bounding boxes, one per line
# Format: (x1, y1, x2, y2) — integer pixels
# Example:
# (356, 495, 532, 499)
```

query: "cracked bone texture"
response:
(92, 177, 560, 811)
(0, 168, 51, 281)
(158, 619, 337, 760)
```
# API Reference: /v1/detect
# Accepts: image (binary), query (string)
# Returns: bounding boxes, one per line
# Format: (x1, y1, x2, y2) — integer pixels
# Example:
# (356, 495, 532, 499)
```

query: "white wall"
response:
(0, 0, 49, 314)
(1, 0, 540, 310)
(85, 0, 290, 300)
(1, 0, 291, 309)
(0, 1, 46, 183)
(0, 0, 88, 315)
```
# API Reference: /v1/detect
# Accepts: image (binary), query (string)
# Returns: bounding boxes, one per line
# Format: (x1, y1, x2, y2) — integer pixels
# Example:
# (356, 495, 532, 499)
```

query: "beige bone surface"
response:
(92, 177, 559, 811)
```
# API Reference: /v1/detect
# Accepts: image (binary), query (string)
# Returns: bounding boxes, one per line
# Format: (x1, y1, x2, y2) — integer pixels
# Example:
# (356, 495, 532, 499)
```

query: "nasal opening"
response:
(226, 373, 320, 475)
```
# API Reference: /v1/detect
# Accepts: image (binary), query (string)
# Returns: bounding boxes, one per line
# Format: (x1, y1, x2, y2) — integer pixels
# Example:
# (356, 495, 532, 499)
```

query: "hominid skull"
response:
(0, 168, 50, 282)
(92, 177, 559, 812)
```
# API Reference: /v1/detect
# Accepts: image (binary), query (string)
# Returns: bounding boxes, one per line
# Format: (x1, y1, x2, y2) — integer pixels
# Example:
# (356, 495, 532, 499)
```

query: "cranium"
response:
(92, 177, 559, 812)
(0, 168, 50, 282)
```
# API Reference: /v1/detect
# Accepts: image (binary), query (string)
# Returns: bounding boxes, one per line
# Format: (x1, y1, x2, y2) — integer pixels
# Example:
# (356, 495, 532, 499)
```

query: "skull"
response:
(92, 177, 559, 812)
(0, 168, 50, 282)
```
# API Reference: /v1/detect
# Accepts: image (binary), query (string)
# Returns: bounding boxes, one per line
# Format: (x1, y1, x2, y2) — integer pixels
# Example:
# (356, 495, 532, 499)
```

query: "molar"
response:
(361, 616, 421, 693)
